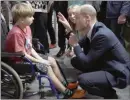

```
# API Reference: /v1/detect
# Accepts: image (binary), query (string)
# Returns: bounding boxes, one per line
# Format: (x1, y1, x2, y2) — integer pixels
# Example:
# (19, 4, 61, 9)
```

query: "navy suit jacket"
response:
(74, 22, 130, 88)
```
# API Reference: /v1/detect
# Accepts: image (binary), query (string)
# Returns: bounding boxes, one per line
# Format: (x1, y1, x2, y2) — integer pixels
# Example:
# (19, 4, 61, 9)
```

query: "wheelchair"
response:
(1, 41, 62, 99)
(1, 16, 68, 99)
(1, 39, 69, 99)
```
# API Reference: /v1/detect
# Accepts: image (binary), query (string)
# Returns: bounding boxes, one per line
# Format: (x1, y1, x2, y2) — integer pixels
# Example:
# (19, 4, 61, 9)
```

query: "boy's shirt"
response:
(5, 25, 32, 62)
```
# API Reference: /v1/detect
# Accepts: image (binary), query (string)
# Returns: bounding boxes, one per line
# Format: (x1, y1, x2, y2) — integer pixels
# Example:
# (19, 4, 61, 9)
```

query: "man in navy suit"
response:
(67, 4, 130, 99)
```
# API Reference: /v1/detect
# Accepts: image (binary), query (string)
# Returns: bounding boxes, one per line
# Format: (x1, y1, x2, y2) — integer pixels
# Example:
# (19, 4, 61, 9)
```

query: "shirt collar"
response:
(87, 23, 95, 42)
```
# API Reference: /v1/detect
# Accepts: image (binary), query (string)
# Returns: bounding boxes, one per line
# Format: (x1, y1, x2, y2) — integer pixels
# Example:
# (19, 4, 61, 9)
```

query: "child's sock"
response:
(62, 80, 68, 87)
(63, 88, 73, 98)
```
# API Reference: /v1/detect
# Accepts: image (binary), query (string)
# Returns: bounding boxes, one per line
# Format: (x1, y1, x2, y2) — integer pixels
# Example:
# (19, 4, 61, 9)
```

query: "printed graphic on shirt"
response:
(25, 37, 32, 52)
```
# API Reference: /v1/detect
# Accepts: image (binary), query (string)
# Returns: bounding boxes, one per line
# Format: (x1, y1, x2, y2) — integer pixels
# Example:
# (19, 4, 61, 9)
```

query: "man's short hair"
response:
(79, 4, 97, 19)
(11, 3, 34, 23)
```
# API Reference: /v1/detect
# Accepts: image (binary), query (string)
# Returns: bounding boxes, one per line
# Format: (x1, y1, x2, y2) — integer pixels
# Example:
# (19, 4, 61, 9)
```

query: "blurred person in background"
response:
(105, 1, 130, 47)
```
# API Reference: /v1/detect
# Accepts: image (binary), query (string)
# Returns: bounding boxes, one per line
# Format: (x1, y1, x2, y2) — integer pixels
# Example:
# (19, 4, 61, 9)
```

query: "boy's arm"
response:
(23, 49, 50, 66)
(31, 48, 45, 61)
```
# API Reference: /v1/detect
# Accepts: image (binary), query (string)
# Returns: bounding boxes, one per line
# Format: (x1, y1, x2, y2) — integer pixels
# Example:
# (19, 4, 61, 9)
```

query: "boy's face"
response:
(21, 16, 34, 26)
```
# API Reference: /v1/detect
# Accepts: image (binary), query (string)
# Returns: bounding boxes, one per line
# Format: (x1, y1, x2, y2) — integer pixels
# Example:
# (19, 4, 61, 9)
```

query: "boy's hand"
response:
(42, 60, 51, 66)
(65, 49, 74, 57)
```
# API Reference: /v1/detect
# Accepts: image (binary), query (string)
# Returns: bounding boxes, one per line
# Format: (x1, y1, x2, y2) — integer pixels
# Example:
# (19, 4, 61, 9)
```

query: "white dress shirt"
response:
(87, 23, 95, 42)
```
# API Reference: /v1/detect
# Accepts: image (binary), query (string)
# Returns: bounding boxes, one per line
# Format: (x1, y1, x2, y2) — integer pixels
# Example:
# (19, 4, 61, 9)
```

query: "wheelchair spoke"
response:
(1, 89, 16, 98)
(1, 68, 21, 98)
(1, 83, 16, 90)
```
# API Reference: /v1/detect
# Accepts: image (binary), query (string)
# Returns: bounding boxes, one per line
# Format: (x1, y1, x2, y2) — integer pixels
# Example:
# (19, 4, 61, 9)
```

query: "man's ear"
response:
(85, 15, 91, 21)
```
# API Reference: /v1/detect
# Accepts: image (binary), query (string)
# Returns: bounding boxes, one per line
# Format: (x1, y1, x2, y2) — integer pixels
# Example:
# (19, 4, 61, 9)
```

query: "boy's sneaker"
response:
(49, 44, 56, 49)
(64, 89, 87, 99)
(67, 82, 78, 90)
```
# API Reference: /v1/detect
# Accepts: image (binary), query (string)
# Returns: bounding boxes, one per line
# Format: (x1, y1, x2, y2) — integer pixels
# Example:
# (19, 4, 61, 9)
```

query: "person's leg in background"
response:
(105, 18, 125, 47)
(110, 19, 125, 47)
(78, 71, 118, 99)
(56, 20, 66, 57)
(55, 1, 68, 57)
(47, 4, 56, 49)
(33, 12, 49, 54)
(97, 1, 107, 24)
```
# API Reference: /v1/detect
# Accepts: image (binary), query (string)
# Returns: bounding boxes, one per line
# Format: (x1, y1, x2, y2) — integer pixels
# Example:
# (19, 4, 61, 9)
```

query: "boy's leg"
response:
(48, 57, 79, 89)
(48, 57, 66, 82)
(35, 55, 86, 98)
(39, 54, 78, 89)
(47, 65, 66, 92)
(39, 54, 66, 82)
(47, 65, 86, 99)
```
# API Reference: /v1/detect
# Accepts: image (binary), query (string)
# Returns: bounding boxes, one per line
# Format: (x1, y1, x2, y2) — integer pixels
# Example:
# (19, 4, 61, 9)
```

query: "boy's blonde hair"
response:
(11, 3, 34, 24)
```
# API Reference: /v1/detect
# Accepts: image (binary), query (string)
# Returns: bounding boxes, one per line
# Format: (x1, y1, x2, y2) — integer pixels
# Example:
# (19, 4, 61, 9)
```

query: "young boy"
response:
(4, 3, 86, 99)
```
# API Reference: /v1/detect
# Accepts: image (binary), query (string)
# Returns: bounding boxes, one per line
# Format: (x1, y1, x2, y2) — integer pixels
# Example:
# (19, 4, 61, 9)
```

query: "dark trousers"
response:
(97, 1, 107, 24)
(71, 57, 117, 98)
(54, 1, 68, 50)
(47, 5, 56, 45)
(105, 18, 125, 47)
(56, 17, 66, 50)
(31, 12, 49, 53)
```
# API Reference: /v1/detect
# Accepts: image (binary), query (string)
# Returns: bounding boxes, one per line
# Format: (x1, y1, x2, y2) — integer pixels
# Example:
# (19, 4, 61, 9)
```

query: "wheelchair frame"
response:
(1, 51, 60, 99)
(1, 61, 23, 99)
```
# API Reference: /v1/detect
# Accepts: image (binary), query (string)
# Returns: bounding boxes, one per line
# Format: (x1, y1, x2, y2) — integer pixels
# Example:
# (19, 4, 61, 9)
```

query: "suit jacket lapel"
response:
(91, 22, 103, 40)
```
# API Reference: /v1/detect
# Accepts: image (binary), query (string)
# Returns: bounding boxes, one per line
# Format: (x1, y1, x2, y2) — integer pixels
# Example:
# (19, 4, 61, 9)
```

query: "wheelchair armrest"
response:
(1, 52, 35, 73)
(1, 52, 25, 58)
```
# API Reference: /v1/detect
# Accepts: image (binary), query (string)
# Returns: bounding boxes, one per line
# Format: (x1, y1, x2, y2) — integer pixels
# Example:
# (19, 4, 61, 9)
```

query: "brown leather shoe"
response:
(69, 89, 87, 99)
(67, 82, 79, 90)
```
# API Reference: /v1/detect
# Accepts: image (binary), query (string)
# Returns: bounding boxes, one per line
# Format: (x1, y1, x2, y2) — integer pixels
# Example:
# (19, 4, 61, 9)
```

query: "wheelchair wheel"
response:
(1, 61, 23, 99)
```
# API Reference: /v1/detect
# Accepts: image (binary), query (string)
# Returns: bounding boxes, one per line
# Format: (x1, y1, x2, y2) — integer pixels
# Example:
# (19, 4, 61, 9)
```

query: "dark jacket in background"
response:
(106, 1, 130, 18)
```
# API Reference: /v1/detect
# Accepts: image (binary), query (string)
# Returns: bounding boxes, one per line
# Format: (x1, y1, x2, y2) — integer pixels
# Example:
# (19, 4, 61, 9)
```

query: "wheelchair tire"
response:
(1, 61, 23, 99)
